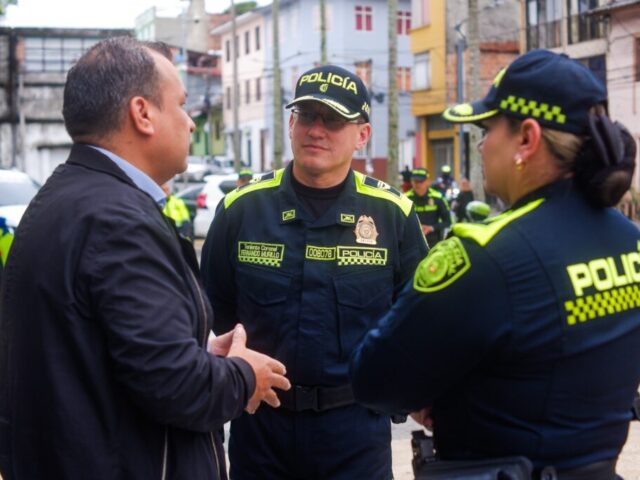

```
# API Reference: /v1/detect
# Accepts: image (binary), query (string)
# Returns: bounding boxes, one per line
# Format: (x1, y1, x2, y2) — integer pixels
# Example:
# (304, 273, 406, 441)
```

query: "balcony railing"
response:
(526, 19, 562, 50)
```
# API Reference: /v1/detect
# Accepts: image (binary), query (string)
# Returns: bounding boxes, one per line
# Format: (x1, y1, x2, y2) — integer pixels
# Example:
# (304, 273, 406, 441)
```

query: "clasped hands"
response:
(209, 324, 291, 415)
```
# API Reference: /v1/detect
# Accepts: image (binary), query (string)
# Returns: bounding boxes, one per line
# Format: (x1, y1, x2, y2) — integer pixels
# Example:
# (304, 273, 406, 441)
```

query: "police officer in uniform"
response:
(201, 64, 427, 480)
(237, 168, 253, 188)
(350, 49, 640, 479)
(407, 167, 451, 247)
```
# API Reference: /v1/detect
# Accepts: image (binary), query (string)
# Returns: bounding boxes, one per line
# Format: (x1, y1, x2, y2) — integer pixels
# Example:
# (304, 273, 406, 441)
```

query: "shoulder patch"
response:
(354, 171, 413, 217)
(413, 237, 471, 293)
(452, 198, 544, 246)
(224, 169, 284, 209)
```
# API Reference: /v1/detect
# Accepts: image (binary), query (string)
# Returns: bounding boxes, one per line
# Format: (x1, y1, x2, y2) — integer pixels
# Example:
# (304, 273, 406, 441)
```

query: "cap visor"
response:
(443, 99, 498, 124)
(285, 95, 362, 120)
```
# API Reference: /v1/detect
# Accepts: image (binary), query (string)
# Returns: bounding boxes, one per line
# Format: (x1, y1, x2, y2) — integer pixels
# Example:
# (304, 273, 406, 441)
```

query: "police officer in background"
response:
(350, 49, 640, 479)
(201, 64, 427, 479)
(407, 167, 451, 247)
(236, 167, 253, 188)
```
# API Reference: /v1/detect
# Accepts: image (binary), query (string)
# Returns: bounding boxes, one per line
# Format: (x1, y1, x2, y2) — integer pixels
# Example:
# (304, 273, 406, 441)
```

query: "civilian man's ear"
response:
(129, 96, 154, 136)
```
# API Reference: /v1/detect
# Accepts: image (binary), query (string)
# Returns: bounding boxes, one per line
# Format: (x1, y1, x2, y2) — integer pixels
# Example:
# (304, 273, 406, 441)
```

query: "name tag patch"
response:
(337, 246, 387, 266)
(238, 241, 285, 267)
(306, 245, 337, 261)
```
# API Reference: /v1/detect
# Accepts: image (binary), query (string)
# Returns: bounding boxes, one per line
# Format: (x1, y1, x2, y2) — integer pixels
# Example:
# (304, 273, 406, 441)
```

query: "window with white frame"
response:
(413, 52, 431, 90)
(355, 5, 373, 31)
(396, 66, 412, 92)
(397, 11, 411, 35)
(411, 0, 430, 28)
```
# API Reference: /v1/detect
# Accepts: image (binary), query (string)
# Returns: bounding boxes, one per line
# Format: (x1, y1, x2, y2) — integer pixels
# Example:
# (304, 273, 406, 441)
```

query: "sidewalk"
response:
(391, 420, 640, 479)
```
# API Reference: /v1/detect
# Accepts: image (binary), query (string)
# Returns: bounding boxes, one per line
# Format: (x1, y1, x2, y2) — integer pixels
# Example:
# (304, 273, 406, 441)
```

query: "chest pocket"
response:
(235, 265, 292, 356)
(333, 267, 394, 360)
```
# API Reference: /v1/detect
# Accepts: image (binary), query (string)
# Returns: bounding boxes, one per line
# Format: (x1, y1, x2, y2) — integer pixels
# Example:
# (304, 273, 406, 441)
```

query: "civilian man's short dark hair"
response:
(62, 36, 173, 141)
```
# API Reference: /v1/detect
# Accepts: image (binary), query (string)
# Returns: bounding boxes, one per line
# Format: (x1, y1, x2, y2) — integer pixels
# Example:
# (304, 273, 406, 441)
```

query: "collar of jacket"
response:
(276, 162, 359, 228)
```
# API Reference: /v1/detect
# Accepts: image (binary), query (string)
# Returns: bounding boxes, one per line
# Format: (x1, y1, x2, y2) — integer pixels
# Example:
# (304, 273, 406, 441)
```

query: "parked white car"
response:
(193, 173, 239, 238)
(0, 169, 40, 229)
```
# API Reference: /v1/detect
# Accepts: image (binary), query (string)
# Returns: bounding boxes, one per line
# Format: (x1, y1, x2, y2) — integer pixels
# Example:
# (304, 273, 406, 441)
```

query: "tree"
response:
(387, 0, 399, 187)
(272, 0, 283, 169)
(223, 1, 257, 16)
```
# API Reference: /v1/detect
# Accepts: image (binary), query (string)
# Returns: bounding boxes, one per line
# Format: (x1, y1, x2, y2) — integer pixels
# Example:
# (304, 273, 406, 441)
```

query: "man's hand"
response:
(227, 324, 291, 414)
(421, 224, 434, 235)
(410, 407, 433, 431)
(207, 329, 234, 356)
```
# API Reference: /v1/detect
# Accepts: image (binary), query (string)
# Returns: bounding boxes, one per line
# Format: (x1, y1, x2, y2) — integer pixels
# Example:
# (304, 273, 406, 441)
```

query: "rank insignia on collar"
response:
(354, 215, 378, 245)
(282, 209, 296, 221)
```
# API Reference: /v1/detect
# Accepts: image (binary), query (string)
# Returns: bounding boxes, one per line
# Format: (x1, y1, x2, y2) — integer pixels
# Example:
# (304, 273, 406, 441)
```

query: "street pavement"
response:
(391, 420, 640, 479)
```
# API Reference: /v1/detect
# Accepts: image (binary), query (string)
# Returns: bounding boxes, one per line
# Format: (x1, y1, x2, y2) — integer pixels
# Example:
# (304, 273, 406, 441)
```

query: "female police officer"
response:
(350, 49, 640, 479)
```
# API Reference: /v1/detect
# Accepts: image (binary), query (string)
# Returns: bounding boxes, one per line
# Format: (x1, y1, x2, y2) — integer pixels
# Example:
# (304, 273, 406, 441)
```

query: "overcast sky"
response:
(1, 0, 270, 29)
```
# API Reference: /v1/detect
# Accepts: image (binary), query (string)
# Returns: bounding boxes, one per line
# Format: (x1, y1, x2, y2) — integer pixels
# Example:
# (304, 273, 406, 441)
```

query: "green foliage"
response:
(1, 0, 17, 15)
(223, 1, 258, 16)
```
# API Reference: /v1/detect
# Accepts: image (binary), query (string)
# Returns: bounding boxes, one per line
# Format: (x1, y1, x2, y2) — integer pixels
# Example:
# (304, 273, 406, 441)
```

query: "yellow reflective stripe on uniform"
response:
(0, 232, 14, 266)
(224, 169, 284, 209)
(353, 171, 413, 217)
(452, 198, 544, 246)
(565, 285, 640, 326)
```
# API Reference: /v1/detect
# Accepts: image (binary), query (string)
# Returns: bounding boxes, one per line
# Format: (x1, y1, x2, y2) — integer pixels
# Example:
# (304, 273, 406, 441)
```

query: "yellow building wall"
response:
(410, 0, 452, 174)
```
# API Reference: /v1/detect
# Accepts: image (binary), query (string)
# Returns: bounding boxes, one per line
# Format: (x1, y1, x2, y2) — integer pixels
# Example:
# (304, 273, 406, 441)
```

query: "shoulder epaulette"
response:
(428, 188, 444, 199)
(452, 198, 544, 246)
(354, 171, 413, 217)
(224, 169, 284, 209)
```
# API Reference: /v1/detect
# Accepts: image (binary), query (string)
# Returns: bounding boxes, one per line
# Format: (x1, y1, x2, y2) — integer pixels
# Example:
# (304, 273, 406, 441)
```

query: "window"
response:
(411, 0, 430, 28)
(245, 80, 251, 104)
(226, 86, 231, 109)
(23, 36, 99, 73)
(413, 52, 431, 90)
(244, 31, 250, 55)
(355, 5, 373, 31)
(396, 66, 411, 92)
(354, 60, 372, 88)
(397, 11, 411, 35)
(313, 4, 332, 31)
(215, 120, 221, 140)
(225, 40, 230, 62)
(255, 78, 261, 101)
(234, 35, 239, 58)
(255, 26, 261, 51)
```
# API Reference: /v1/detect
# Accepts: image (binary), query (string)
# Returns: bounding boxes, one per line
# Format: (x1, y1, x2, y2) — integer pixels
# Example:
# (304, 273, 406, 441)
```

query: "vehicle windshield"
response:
(0, 178, 40, 206)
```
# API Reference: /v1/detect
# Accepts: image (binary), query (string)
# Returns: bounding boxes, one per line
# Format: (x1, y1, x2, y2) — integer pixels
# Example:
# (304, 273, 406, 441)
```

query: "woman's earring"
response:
(515, 154, 524, 170)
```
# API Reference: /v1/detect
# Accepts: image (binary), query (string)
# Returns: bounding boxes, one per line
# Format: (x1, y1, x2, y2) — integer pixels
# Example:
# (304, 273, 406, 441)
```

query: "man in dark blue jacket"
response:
(0, 37, 290, 480)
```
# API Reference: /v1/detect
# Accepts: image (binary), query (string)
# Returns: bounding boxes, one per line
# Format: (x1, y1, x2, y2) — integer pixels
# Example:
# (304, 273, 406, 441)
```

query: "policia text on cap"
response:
(350, 49, 640, 479)
(201, 64, 426, 479)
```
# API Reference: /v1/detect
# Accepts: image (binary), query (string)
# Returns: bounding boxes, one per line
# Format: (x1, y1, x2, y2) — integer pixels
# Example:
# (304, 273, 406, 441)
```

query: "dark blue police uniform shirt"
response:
(351, 179, 640, 470)
(201, 163, 427, 387)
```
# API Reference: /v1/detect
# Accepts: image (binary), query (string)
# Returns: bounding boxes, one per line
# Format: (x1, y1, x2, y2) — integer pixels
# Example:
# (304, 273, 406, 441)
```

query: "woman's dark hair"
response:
(572, 107, 636, 207)
(505, 109, 636, 208)
(62, 36, 173, 142)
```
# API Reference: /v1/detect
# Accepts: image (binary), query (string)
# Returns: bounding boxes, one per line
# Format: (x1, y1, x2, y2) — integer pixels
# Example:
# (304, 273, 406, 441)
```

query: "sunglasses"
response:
(292, 108, 365, 131)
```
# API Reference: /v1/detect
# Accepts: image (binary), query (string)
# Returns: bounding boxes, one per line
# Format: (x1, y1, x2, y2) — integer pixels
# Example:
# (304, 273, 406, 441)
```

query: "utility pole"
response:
(319, 0, 327, 64)
(387, 0, 398, 187)
(455, 23, 467, 179)
(467, 0, 484, 201)
(272, 0, 283, 169)
(231, 0, 241, 171)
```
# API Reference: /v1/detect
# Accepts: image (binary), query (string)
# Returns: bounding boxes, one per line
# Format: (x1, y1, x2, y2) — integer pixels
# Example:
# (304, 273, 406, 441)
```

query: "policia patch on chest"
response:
(238, 241, 285, 267)
(413, 237, 470, 292)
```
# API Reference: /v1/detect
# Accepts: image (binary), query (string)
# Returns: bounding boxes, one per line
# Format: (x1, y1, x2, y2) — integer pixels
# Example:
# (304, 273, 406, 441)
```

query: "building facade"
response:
(213, 8, 268, 172)
(410, 0, 519, 182)
(0, 27, 130, 182)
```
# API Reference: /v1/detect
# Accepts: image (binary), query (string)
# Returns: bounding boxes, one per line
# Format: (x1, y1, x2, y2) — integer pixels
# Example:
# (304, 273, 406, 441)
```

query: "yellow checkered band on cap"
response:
(500, 95, 566, 125)
(565, 285, 640, 326)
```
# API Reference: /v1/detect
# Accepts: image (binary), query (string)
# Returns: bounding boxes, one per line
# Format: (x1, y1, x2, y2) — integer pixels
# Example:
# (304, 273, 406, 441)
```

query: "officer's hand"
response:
(421, 225, 434, 235)
(410, 407, 433, 431)
(227, 324, 291, 414)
